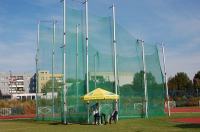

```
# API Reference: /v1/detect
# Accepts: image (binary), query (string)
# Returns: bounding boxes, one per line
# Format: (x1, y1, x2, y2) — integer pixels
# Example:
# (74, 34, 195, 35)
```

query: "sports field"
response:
(1, 113, 200, 132)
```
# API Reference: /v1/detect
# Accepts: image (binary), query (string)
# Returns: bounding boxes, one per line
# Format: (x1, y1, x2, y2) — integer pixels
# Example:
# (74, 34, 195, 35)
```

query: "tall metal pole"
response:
(52, 18, 56, 119)
(94, 53, 96, 89)
(138, 39, 148, 118)
(116, 54, 120, 115)
(162, 43, 171, 117)
(76, 24, 79, 109)
(142, 40, 148, 118)
(84, 0, 89, 124)
(36, 20, 40, 118)
(62, 0, 67, 124)
(112, 4, 118, 111)
(85, 0, 89, 94)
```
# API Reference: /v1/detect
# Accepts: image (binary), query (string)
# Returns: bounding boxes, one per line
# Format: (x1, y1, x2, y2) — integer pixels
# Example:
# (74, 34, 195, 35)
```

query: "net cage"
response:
(36, 4, 165, 123)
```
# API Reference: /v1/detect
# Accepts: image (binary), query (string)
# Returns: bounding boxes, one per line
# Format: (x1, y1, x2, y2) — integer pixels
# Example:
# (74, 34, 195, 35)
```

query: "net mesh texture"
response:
(36, 4, 165, 123)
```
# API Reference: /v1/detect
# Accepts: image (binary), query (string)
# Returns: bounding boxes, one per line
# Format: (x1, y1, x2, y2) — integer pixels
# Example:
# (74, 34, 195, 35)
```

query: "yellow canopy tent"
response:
(81, 88, 119, 101)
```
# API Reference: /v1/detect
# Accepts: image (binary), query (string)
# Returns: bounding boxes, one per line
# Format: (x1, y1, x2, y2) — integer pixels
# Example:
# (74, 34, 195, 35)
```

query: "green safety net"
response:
(116, 25, 144, 118)
(65, 8, 87, 123)
(145, 44, 165, 117)
(37, 21, 63, 121)
(36, 5, 165, 123)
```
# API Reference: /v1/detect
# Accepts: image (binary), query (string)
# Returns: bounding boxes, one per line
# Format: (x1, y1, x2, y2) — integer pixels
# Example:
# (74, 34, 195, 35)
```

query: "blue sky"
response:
(0, 0, 200, 79)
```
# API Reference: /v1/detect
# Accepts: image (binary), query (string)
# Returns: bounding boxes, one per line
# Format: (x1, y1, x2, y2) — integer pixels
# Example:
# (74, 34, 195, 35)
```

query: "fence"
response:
(0, 100, 35, 119)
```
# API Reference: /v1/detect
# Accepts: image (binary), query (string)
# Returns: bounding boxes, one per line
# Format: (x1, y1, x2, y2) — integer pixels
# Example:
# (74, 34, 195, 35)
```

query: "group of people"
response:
(92, 103, 118, 125)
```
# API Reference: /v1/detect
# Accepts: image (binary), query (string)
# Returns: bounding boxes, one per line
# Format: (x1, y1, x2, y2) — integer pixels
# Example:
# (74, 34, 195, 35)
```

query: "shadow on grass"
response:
(49, 122, 62, 125)
(175, 124, 200, 129)
(80, 123, 95, 125)
(49, 122, 92, 126)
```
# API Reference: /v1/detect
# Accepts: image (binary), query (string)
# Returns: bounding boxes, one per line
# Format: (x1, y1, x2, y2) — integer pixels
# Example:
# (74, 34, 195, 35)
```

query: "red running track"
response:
(0, 114, 35, 120)
(165, 107, 200, 113)
(166, 107, 200, 124)
(172, 118, 200, 124)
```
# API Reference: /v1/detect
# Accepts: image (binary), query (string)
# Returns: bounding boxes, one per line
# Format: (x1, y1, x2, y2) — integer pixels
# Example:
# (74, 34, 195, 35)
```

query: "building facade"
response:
(0, 72, 9, 95)
(38, 70, 63, 93)
(89, 72, 134, 86)
(0, 72, 35, 96)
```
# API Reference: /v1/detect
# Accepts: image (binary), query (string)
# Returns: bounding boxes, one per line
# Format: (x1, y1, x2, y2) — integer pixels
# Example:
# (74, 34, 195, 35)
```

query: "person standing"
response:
(109, 108, 118, 124)
(93, 103, 100, 125)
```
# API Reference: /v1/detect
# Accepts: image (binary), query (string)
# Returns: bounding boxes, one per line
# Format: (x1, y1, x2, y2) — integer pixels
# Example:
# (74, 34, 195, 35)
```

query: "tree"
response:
(168, 77, 177, 90)
(168, 72, 192, 95)
(193, 71, 200, 96)
(193, 71, 200, 89)
(132, 71, 143, 91)
(41, 79, 62, 93)
(131, 71, 164, 103)
(120, 84, 134, 96)
(0, 90, 2, 99)
(133, 71, 157, 89)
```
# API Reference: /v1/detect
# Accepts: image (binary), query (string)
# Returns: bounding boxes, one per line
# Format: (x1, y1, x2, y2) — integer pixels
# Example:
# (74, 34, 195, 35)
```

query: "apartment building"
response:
(0, 72, 35, 96)
(38, 70, 63, 93)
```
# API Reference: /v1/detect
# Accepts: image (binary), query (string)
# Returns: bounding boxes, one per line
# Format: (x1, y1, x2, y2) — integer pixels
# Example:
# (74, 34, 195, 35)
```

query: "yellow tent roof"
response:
(81, 88, 119, 101)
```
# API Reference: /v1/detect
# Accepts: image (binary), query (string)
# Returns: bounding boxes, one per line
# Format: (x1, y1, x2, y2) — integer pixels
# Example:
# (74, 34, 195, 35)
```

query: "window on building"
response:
(32, 96, 35, 100)
(17, 76, 23, 80)
(17, 82, 24, 85)
(22, 96, 26, 101)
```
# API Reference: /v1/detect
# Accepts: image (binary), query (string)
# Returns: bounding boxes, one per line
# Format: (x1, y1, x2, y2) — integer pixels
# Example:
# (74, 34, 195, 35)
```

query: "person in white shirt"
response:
(93, 103, 100, 125)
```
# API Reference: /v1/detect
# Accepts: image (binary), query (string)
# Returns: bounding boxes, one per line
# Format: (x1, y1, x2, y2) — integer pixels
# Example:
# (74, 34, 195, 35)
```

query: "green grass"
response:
(1, 113, 200, 132)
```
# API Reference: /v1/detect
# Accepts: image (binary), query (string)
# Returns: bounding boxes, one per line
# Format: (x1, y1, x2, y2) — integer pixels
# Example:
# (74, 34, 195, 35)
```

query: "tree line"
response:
(168, 71, 200, 97)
